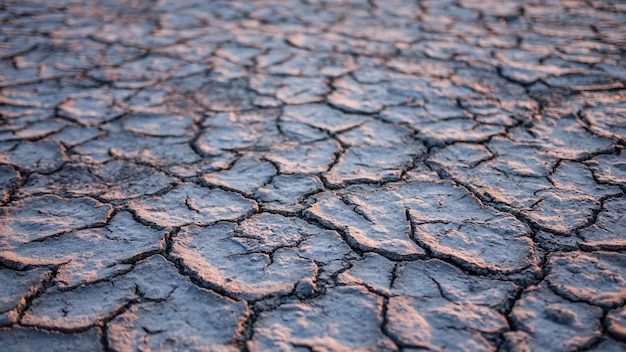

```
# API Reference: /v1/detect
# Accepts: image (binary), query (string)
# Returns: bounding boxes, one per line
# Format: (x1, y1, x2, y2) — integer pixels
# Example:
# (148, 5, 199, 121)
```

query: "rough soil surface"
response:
(1, 0, 625, 351)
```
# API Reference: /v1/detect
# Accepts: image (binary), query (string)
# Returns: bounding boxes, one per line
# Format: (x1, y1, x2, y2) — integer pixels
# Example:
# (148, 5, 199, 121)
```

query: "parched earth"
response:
(0, 0, 625, 351)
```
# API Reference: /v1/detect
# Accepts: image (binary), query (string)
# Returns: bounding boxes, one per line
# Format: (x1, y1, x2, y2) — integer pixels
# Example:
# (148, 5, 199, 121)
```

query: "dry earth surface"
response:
(1, 0, 625, 351)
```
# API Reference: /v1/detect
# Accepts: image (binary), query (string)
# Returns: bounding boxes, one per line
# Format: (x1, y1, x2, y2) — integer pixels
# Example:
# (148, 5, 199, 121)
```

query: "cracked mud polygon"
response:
(1, 0, 625, 351)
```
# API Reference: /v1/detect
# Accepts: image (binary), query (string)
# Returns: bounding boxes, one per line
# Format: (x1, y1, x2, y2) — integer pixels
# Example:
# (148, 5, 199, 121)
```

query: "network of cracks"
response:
(1, 0, 625, 351)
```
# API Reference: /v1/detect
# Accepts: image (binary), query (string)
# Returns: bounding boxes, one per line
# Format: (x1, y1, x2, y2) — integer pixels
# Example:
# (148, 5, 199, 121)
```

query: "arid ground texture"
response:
(0, 0, 625, 351)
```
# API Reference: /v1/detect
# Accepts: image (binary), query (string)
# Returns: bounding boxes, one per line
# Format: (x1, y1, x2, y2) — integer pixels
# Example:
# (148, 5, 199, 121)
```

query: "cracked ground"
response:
(0, 0, 625, 351)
